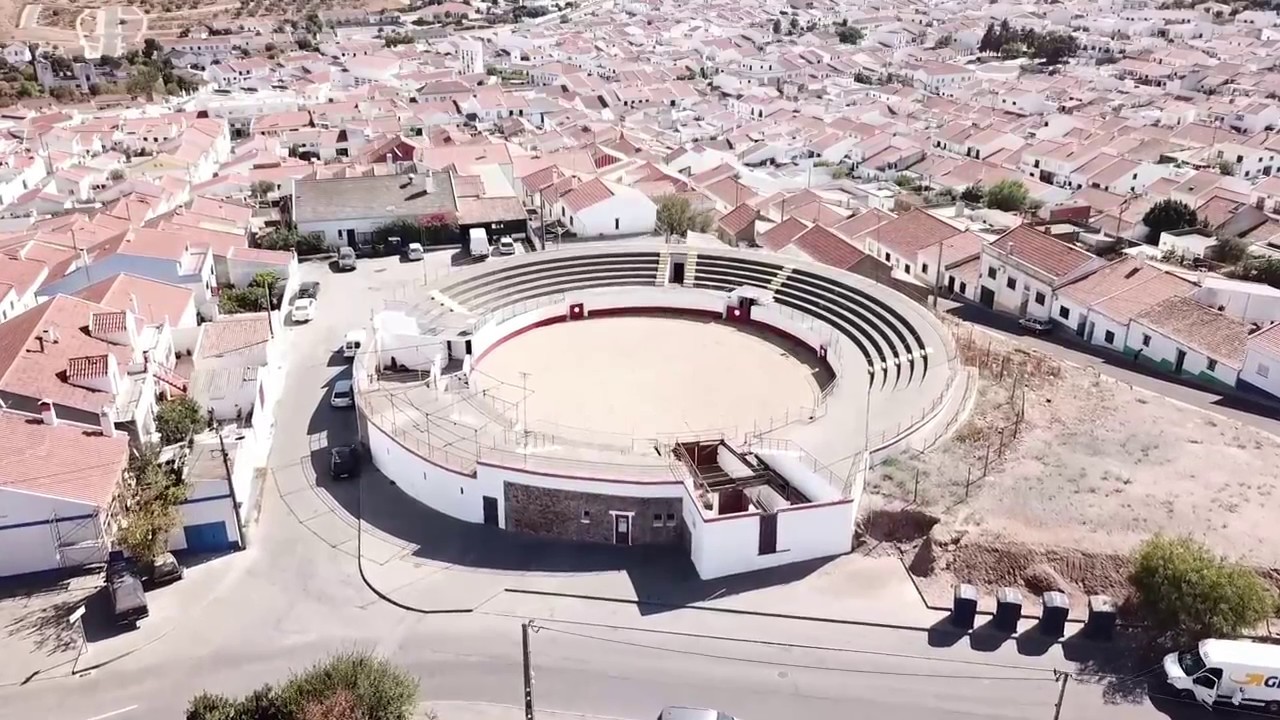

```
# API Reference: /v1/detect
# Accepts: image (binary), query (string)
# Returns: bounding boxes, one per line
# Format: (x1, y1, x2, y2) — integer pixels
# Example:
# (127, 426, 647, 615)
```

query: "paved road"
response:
(944, 301, 1280, 437)
(0, 254, 1226, 720)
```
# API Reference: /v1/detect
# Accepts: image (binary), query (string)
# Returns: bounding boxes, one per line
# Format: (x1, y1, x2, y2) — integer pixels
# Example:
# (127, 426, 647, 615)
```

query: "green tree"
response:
(143, 38, 163, 59)
(156, 396, 207, 445)
(836, 27, 863, 45)
(983, 179, 1029, 211)
(1032, 31, 1079, 65)
(1142, 198, 1199, 242)
(960, 184, 985, 203)
(1129, 534, 1276, 641)
(831, 165, 851, 180)
(109, 168, 126, 182)
(655, 194, 713, 241)
(117, 447, 188, 563)
(772, 18, 782, 34)
(250, 179, 277, 198)
(126, 65, 162, 99)
(789, 16, 799, 32)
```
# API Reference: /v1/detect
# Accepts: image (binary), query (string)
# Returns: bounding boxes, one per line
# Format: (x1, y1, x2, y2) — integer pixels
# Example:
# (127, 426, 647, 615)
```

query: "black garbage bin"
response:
(1040, 591, 1070, 638)
(951, 583, 978, 630)
(994, 586, 1022, 634)
(1084, 594, 1117, 641)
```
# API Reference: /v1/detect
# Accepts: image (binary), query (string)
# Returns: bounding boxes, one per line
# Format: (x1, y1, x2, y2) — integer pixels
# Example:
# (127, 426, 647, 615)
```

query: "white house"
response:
(978, 225, 1105, 320)
(1240, 322, 1280, 399)
(554, 178, 657, 237)
(1158, 227, 1218, 260)
(0, 407, 127, 577)
(1052, 257, 1195, 353)
(1127, 295, 1249, 389)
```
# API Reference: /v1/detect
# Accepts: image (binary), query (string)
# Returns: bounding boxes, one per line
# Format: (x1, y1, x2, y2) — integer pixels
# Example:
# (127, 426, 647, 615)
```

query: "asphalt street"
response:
(0, 253, 1241, 720)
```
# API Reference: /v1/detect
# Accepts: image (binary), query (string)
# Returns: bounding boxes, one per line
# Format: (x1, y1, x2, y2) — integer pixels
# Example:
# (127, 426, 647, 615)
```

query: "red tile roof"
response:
(717, 203, 758, 236)
(197, 313, 271, 359)
(988, 225, 1099, 282)
(758, 217, 810, 251)
(72, 273, 196, 327)
(67, 354, 110, 381)
(832, 208, 893, 241)
(562, 178, 615, 213)
(1248, 322, 1280, 359)
(0, 295, 135, 413)
(792, 224, 867, 270)
(1134, 295, 1249, 366)
(861, 208, 962, 257)
(0, 409, 128, 507)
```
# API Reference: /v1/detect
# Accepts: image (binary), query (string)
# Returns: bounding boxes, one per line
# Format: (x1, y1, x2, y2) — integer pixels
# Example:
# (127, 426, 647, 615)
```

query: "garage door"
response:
(183, 522, 231, 553)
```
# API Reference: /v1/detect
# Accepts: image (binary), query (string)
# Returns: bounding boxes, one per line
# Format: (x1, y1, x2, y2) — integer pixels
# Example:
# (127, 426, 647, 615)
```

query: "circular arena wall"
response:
(353, 242, 960, 579)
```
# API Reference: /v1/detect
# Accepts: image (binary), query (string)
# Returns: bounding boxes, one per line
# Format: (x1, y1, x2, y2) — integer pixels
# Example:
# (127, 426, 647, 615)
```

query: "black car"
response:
(331, 445, 361, 479)
(298, 281, 320, 299)
(140, 552, 185, 588)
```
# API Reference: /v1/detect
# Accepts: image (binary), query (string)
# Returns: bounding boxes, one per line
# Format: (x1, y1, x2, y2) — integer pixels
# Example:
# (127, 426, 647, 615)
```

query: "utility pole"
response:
(518, 371, 530, 446)
(217, 429, 248, 549)
(522, 621, 536, 720)
(1051, 670, 1070, 720)
(261, 274, 275, 338)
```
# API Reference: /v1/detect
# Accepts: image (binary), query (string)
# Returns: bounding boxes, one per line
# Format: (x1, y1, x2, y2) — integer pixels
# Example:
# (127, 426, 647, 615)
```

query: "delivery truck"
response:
(1164, 638, 1280, 713)
(468, 228, 490, 259)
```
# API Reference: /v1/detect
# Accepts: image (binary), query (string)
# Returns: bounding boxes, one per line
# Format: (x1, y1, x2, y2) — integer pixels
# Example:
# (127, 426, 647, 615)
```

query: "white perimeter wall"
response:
(573, 286, 724, 315)
(685, 493, 854, 580)
(471, 302, 568, 361)
(367, 415, 505, 525)
(167, 477, 243, 552)
(0, 489, 104, 577)
(481, 463, 684, 498)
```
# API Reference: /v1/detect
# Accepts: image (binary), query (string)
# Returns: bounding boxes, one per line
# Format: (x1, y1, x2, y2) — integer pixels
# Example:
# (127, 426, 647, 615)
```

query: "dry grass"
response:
(863, 325, 1280, 607)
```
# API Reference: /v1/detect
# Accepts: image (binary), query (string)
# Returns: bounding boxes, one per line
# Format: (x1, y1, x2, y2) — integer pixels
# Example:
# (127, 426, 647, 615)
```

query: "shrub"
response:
(1129, 534, 1276, 641)
(983, 179, 1030, 212)
(156, 395, 207, 445)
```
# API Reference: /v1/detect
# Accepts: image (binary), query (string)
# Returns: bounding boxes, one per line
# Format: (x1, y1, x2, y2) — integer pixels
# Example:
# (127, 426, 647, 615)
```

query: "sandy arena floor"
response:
(477, 315, 820, 441)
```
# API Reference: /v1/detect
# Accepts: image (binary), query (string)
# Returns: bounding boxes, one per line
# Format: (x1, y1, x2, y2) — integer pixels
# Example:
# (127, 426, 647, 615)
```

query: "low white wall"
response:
(749, 304, 828, 353)
(367, 412, 505, 525)
(480, 462, 683, 499)
(571, 286, 725, 315)
(168, 477, 242, 552)
(381, 331, 444, 370)
(471, 302, 567, 361)
(686, 496, 854, 579)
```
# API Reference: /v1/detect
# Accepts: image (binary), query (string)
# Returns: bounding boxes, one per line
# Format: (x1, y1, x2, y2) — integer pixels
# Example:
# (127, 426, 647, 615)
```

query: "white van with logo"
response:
(342, 330, 365, 359)
(1165, 638, 1280, 713)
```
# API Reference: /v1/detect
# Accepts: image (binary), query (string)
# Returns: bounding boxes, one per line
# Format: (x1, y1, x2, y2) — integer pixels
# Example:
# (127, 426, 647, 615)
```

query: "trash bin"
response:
(993, 587, 1022, 634)
(951, 583, 978, 630)
(1039, 591, 1070, 638)
(1084, 594, 1117, 641)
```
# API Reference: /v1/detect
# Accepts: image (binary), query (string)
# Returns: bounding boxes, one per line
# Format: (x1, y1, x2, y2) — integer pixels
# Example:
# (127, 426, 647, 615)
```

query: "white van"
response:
(342, 330, 365, 359)
(1165, 638, 1280, 712)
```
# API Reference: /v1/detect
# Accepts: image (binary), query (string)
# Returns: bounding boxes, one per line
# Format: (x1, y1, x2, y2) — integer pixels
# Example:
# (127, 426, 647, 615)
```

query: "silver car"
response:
(659, 708, 736, 720)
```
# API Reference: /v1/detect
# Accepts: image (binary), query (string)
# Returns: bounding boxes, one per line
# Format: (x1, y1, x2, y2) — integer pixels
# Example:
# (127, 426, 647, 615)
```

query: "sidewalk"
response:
(423, 701, 622, 720)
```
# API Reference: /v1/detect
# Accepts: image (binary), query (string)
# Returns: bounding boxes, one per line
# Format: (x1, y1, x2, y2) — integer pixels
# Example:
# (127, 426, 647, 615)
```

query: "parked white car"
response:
(291, 297, 317, 323)
(330, 380, 354, 408)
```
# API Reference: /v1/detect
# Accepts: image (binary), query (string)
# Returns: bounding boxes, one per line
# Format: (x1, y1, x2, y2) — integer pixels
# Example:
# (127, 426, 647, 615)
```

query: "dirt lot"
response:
(862, 324, 1280, 610)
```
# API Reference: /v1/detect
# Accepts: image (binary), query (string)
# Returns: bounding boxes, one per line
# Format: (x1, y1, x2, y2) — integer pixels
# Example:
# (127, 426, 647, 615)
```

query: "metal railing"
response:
(743, 436, 851, 498)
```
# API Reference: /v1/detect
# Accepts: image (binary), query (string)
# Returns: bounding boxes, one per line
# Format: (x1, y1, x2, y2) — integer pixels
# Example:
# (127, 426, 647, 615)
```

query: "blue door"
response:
(183, 522, 231, 552)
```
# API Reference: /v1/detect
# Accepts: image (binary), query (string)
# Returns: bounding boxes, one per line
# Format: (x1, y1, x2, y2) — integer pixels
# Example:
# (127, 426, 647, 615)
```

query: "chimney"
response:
(425, 168, 434, 193)
(385, 152, 394, 174)
(99, 405, 116, 438)
(39, 399, 56, 426)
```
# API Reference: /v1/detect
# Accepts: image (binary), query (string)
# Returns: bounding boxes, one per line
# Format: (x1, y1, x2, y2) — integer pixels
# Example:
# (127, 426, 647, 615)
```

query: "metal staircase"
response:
(655, 251, 670, 286)
(683, 251, 698, 287)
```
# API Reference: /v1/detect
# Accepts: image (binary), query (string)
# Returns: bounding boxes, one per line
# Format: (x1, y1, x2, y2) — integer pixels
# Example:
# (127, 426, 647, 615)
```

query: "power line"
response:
(534, 624, 1057, 682)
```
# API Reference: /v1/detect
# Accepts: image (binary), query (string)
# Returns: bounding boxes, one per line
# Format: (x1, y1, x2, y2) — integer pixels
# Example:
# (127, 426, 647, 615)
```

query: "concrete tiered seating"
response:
(442, 252, 661, 313)
(688, 255, 931, 390)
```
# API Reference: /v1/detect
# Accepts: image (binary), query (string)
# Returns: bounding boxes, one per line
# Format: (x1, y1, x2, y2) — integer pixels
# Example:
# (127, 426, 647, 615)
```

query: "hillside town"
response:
(2, 0, 1280, 719)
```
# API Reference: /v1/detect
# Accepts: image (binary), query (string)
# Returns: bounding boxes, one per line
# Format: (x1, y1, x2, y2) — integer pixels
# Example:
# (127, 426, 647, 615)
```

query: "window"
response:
(614, 218, 620, 230)
(580, 510, 591, 524)
(1141, 333, 1151, 348)
(653, 513, 664, 528)
(1034, 291, 1046, 305)
(1259, 362, 1271, 379)
(1006, 276, 1017, 291)
(987, 266, 998, 280)
(1207, 358, 1218, 372)
(903, 263, 912, 274)
(1104, 329, 1115, 345)
(958, 281, 967, 295)
(666, 512, 677, 526)
(1058, 305, 1070, 320)
(884, 252, 891, 262)
(921, 263, 929, 275)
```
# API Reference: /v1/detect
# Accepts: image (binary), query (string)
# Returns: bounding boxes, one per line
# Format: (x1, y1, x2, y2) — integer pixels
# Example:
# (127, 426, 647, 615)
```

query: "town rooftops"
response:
(1133, 295, 1250, 367)
(0, 408, 128, 508)
(292, 171, 458, 224)
(71, 273, 196, 327)
(988, 225, 1100, 283)
(196, 313, 272, 360)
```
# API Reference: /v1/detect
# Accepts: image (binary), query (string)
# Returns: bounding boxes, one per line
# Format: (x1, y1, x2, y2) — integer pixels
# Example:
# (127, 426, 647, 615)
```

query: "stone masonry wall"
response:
(504, 482, 683, 545)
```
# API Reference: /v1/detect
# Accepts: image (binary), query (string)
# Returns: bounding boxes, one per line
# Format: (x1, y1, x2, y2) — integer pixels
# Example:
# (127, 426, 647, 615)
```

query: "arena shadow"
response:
(345, 466, 832, 614)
